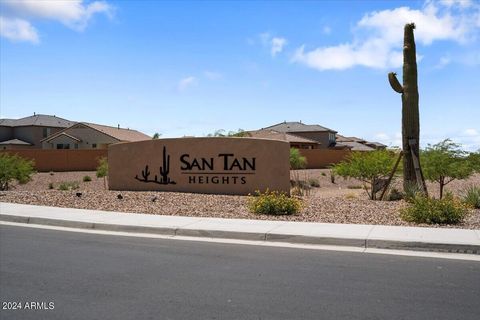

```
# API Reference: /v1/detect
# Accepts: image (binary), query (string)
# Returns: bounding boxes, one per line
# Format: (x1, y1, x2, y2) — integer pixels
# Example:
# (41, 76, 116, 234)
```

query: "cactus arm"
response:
(388, 72, 403, 93)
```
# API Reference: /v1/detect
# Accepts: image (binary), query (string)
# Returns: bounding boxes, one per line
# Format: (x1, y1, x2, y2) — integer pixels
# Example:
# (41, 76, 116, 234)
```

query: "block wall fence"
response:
(0, 149, 107, 172)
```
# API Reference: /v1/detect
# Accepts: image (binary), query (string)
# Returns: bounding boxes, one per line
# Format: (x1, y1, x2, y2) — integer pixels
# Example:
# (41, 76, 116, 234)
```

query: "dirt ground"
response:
(1, 169, 479, 229)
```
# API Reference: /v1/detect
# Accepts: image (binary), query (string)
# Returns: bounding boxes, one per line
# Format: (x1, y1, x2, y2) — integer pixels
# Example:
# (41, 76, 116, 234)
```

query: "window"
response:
(74, 143, 79, 149)
(43, 127, 51, 138)
(56, 144, 70, 149)
(92, 143, 97, 149)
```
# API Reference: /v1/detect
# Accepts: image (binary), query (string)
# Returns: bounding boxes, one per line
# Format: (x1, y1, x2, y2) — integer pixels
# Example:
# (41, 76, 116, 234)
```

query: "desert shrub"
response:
(290, 148, 307, 170)
(387, 188, 404, 201)
(332, 150, 397, 200)
(248, 190, 301, 215)
(58, 181, 80, 191)
(0, 153, 35, 190)
(96, 157, 109, 189)
(83, 175, 92, 182)
(404, 182, 424, 203)
(401, 194, 468, 224)
(422, 139, 474, 199)
(308, 178, 320, 187)
(463, 185, 480, 209)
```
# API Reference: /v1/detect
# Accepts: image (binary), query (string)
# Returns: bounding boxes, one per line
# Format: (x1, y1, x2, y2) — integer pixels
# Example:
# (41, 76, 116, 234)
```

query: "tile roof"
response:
(0, 139, 32, 145)
(82, 122, 151, 142)
(247, 130, 321, 144)
(0, 114, 74, 128)
(44, 132, 82, 142)
(339, 141, 376, 151)
(263, 121, 337, 133)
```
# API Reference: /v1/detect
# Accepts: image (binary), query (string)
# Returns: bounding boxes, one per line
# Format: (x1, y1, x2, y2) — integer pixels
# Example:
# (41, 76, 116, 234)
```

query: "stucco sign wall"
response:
(108, 138, 290, 195)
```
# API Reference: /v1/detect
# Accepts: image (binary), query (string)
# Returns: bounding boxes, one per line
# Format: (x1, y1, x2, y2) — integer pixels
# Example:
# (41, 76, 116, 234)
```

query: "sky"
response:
(0, 0, 479, 151)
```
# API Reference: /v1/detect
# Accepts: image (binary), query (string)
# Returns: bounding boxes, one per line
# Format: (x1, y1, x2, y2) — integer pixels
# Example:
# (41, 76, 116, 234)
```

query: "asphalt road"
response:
(0, 225, 479, 320)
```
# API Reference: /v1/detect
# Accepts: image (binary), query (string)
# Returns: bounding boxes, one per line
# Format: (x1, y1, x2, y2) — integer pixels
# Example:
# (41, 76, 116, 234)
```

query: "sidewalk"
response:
(1, 202, 479, 254)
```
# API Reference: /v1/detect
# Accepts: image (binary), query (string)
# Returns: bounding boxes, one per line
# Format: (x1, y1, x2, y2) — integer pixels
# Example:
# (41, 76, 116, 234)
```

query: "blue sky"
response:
(1, 0, 479, 150)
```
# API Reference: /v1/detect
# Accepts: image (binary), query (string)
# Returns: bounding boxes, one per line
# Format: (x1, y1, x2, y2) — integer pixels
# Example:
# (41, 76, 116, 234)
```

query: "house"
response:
(0, 114, 75, 149)
(335, 135, 387, 151)
(0, 114, 151, 150)
(246, 129, 321, 149)
(41, 122, 151, 149)
(260, 121, 338, 149)
(255, 121, 386, 151)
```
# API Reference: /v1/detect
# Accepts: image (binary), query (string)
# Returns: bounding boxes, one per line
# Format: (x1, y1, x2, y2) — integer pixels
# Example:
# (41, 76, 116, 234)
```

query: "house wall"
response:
(0, 144, 36, 150)
(12, 126, 64, 148)
(0, 126, 13, 141)
(290, 131, 331, 149)
(298, 149, 351, 169)
(0, 149, 108, 171)
(42, 126, 119, 149)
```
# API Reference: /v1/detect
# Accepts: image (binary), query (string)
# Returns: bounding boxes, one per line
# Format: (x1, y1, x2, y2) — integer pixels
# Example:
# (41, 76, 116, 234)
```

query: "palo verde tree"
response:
(0, 153, 35, 190)
(422, 139, 474, 199)
(333, 150, 397, 200)
(388, 23, 427, 194)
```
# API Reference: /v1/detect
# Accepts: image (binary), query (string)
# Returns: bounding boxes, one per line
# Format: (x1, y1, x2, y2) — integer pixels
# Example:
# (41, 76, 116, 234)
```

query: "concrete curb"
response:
(1, 203, 479, 255)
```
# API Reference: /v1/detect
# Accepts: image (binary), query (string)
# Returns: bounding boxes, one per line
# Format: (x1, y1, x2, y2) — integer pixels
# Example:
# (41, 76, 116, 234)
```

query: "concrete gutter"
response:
(1, 202, 479, 255)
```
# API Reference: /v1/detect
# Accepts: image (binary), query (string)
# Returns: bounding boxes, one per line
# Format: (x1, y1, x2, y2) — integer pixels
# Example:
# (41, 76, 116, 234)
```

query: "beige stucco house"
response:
(41, 122, 150, 149)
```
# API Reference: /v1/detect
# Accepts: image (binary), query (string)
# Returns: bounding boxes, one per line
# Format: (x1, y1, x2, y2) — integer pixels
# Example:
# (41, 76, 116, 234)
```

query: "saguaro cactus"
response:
(388, 23, 427, 193)
(159, 146, 170, 184)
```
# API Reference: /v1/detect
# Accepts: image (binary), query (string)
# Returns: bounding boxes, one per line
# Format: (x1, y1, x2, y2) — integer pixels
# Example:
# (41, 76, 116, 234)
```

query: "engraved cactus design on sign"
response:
(134, 146, 176, 185)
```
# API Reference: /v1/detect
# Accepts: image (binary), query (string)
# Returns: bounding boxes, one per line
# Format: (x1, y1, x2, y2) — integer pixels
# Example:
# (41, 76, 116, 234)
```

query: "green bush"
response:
(247, 190, 301, 215)
(387, 188, 404, 201)
(290, 148, 307, 170)
(463, 185, 480, 209)
(401, 194, 468, 224)
(0, 153, 35, 190)
(404, 182, 424, 203)
(58, 181, 80, 191)
(96, 157, 109, 189)
(83, 175, 92, 182)
(308, 178, 320, 187)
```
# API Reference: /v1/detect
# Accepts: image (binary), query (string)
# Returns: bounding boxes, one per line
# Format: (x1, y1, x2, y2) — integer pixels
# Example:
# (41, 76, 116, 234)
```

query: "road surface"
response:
(1, 224, 479, 319)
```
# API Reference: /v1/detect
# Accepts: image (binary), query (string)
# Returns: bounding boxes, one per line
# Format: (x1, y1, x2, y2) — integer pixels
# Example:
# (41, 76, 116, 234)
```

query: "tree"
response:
(206, 129, 248, 137)
(96, 157, 109, 190)
(333, 150, 397, 200)
(467, 151, 480, 173)
(0, 153, 35, 190)
(388, 23, 427, 194)
(422, 139, 474, 199)
(289, 148, 307, 170)
(152, 133, 161, 139)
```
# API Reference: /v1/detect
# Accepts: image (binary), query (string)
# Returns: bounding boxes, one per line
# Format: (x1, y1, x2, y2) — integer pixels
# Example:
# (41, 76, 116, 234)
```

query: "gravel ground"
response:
(1, 170, 479, 229)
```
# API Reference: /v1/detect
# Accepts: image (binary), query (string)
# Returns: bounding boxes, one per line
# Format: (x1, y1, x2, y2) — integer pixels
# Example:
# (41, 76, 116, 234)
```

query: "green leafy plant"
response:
(463, 185, 480, 209)
(58, 181, 80, 191)
(206, 129, 248, 137)
(422, 139, 474, 199)
(308, 178, 320, 188)
(332, 150, 397, 200)
(387, 188, 404, 201)
(96, 157, 109, 189)
(152, 132, 161, 139)
(247, 190, 301, 215)
(289, 148, 307, 170)
(467, 151, 480, 173)
(0, 153, 35, 190)
(83, 175, 92, 182)
(401, 194, 468, 224)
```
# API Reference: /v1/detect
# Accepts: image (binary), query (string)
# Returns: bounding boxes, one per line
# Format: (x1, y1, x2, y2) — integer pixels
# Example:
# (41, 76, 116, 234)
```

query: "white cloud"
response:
(258, 32, 288, 57)
(204, 71, 222, 80)
(0, 0, 113, 43)
(177, 76, 197, 92)
(292, 1, 480, 71)
(271, 37, 287, 57)
(0, 16, 38, 43)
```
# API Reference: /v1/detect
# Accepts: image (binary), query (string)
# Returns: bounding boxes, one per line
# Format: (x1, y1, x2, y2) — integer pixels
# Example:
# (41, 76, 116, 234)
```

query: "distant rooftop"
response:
(0, 114, 74, 128)
(247, 129, 321, 145)
(263, 121, 337, 133)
